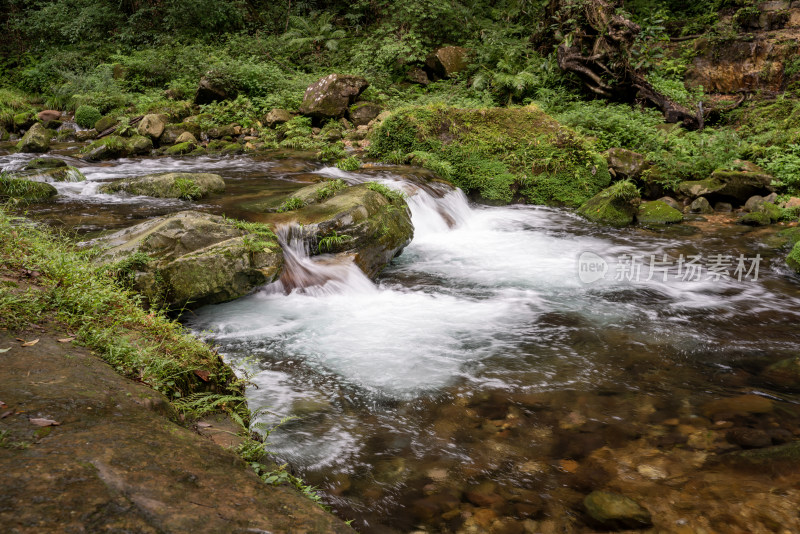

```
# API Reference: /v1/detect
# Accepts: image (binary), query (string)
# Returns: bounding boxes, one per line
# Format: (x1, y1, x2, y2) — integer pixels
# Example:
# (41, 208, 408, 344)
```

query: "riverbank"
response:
(0, 208, 351, 532)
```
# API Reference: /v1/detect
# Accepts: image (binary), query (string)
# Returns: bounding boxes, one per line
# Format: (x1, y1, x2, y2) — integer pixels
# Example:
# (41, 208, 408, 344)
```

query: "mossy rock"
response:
(739, 202, 781, 226)
(242, 180, 348, 213)
(370, 105, 610, 206)
(0, 177, 58, 201)
(24, 157, 67, 170)
(16, 123, 51, 153)
(164, 141, 197, 156)
(577, 181, 640, 227)
(263, 183, 414, 277)
(583, 491, 652, 530)
(128, 135, 154, 155)
(81, 135, 129, 161)
(160, 123, 201, 145)
(88, 211, 282, 309)
(637, 200, 683, 225)
(17, 166, 86, 183)
(13, 111, 38, 131)
(94, 115, 118, 133)
(787, 241, 800, 273)
(99, 172, 225, 200)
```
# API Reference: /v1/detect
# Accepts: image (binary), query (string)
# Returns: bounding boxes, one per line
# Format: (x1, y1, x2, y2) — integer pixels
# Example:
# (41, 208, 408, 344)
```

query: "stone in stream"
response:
(0, 176, 58, 201)
(253, 182, 414, 278)
(688, 196, 713, 214)
(583, 490, 652, 530)
(577, 181, 640, 227)
(637, 200, 683, 225)
(15, 123, 51, 153)
(86, 211, 283, 309)
(677, 160, 774, 203)
(24, 157, 66, 170)
(15, 165, 85, 183)
(99, 172, 225, 200)
(739, 201, 781, 226)
(137, 113, 169, 140)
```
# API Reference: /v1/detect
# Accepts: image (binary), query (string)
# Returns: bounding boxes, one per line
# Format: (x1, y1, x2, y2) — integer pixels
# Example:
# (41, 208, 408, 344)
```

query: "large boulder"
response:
(37, 110, 61, 122)
(99, 173, 225, 200)
(258, 183, 413, 277)
(264, 109, 293, 128)
(637, 200, 683, 225)
(425, 46, 469, 80)
(299, 74, 369, 120)
(348, 102, 382, 127)
(194, 75, 236, 105)
(577, 181, 640, 227)
(160, 123, 201, 145)
(137, 114, 169, 140)
(0, 176, 58, 201)
(81, 136, 129, 161)
(677, 161, 774, 203)
(606, 148, 648, 179)
(16, 123, 51, 153)
(88, 211, 283, 309)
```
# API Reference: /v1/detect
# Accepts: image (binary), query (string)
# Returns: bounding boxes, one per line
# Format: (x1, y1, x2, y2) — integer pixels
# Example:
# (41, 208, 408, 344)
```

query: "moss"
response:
(94, 115, 118, 132)
(637, 200, 683, 225)
(165, 141, 195, 156)
(369, 104, 610, 206)
(25, 158, 66, 170)
(740, 210, 773, 226)
(82, 135, 129, 160)
(75, 105, 102, 129)
(0, 176, 58, 201)
(577, 181, 640, 227)
(787, 241, 800, 273)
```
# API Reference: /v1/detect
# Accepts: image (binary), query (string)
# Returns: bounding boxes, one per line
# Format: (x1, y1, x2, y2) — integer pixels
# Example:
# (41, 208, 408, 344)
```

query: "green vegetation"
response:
(74, 105, 101, 128)
(314, 179, 347, 202)
(336, 156, 361, 171)
(173, 177, 203, 200)
(366, 182, 406, 205)
(276, 196, 306, 213)
(318, 231, 352, 253)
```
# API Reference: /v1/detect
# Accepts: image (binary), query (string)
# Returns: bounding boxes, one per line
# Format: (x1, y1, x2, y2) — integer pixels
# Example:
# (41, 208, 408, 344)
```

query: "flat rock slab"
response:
(0, 329, 350, 534)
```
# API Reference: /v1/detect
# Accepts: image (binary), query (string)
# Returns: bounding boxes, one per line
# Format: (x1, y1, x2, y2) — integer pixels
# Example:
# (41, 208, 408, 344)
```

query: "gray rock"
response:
(137, 114, 169, 140)
(348, 102, 382, 127)
(194, 75, 236, 105)
(16, 123, 51, 153)
(689, 197, 714, 214)
(264, 109, 293, 128)
(88, 211, 282, 309)
(425, 46, 469, 80)
(606, 148, 648, 179)
(99, 172, 225, 200)
(299, 74, 369, 120)
(714, 202, 733, 212)
(657, 196, 682, 211)
(407, 68, 430, 85)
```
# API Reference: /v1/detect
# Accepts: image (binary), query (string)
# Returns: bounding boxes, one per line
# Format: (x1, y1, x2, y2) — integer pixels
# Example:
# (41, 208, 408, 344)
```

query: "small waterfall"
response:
(266, 224, 376, 296)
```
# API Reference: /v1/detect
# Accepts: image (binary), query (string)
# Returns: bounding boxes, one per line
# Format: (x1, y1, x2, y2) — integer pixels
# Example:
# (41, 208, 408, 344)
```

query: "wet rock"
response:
(99, 172, 225, 200)
(762, 356, 800, 387)
(15, 123, 51, 153)
(128, 135, 153, 155)
(0, 176, 58, 201)
(17, 165, 85, 183)
(87, 211, 283, 309)
(81, 136, 129, 161)
(407, 67, 430, 85)
(94, 115, 118, 133)
(137, 113, 169, 140)
(739, 201, 781, 226)
(678, 161, 774, 203)
(75, 129, 97, 142)
(689, 197, 713, 214)
(701, 395, 773, 419)
(265, 108, 293, 127)
(175, 131, 197, 145)
(465, 481, 505, 509)
(745, 195, 765, 212)
(348, 102, 382, 127)
(425, 46, 470, 80)
(164, 141, 198, 156)
(160, 123, 201, 145)
(291, 397, 332, 417)
(206, 124, 237, 139)
(583, 491, 652, 530)
(606, 148, 648, 179)
(637, 200, 683, 225)
(726, 428, 772, 449)
(299, 74, 369, 120)
(24, 157, 66, 170)
(268, 183, 414, 278)
(788, 241, 800, 274)
(577, 182, 640, 227)
(13, 110, 37, 131)
(194, 75, 236, 105)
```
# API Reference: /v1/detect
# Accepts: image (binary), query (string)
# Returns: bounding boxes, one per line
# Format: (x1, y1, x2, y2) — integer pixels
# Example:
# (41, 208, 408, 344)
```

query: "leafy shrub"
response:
(277, 197, 306, 213)
(75, 105, 102, 128)
(336, 156, 361, 171)
(759, 144, 800, 193)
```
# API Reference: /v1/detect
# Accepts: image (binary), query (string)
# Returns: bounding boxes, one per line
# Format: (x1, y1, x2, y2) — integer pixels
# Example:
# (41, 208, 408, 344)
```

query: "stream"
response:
(4, 147, 800, 532)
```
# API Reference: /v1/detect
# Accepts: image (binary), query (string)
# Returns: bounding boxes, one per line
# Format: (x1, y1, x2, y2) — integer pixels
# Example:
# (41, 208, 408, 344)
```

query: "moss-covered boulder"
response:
(160, 123, 201, 145)
(16, 123, 51, 153)
(13, 111, 37, 131)
(94, 115, 118, 133)
(164, 141, 197, 156)
(606, 148, 648, 179)
(87, 211, 282, 309)
(370, 105, 610, 206)
(242, 180, 348, 213)
(677, 161, 774, 203)
(577, 181, 640, 227)
(128, 135, 154, 155)
(265, 183, 413, 277)
(299, 74, 369, 120)
(99, 173, 225, 200)
(739, 201, 781, 226)
(787, 241, 800, 274)
(583, 491, 652, 530)
(637, 200, 683, 225)
(81, 136, 129, 161)
(689, 196, 714, 214)
(24, 157, 66, 170)
(16, 166, 86, 183)
(264, 108, 293, 127)
(0, 176, 58, 201)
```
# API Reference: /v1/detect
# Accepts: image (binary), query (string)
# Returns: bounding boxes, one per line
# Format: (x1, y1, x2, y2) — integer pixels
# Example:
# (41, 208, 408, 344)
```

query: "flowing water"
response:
(5, 147, 800, 532)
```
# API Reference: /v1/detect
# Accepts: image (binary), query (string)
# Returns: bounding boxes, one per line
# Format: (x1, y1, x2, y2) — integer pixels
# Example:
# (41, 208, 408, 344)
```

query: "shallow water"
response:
(5, 149, 800, 532)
